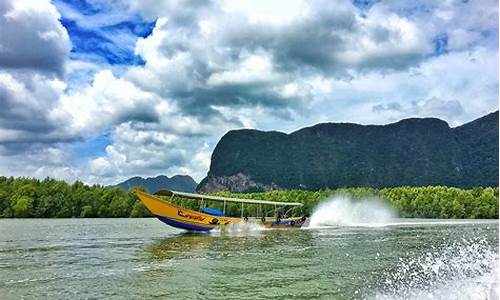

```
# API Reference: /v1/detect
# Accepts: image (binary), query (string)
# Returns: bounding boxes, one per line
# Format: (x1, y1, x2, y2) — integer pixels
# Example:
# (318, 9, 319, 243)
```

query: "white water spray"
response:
(308, 195, 397, 227)
(373, 238, 499, 300)
(211, 221, 266, 235)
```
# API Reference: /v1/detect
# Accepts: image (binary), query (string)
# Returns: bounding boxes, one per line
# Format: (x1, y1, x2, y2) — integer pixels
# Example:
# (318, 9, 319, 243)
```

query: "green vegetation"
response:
(211, 187, 499, 219)
(0, 176, 497, 219)
(0, 176, 151, 218)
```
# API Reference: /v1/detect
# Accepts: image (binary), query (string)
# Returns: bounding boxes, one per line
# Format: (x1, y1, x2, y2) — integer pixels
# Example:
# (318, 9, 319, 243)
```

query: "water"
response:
(0, 218, 497, 299)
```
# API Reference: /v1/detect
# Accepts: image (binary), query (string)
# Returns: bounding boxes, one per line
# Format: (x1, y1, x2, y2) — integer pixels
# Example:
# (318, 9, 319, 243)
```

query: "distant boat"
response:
(135, 190, 307, 232)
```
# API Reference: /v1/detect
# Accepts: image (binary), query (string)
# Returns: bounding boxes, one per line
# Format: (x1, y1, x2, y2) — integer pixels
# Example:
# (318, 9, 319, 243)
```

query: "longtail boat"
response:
(135, 189, 307, 232)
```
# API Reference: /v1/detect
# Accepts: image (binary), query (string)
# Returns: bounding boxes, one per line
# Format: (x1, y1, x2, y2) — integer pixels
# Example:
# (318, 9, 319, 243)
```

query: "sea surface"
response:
(0, 218, 498, 299)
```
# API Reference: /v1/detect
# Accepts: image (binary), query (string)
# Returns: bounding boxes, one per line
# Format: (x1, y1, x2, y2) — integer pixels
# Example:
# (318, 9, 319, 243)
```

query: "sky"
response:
(0, 0, 498, 185)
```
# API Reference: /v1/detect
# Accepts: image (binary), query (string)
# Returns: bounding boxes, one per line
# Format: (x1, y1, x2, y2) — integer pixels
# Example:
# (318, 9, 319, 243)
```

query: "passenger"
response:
(244, 216, 249, 222)
(261, 216, 266, 223)
(276, 213, 282, 224)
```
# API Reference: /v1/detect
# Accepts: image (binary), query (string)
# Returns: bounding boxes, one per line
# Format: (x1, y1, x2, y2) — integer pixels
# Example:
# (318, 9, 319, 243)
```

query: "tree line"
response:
(211, 186, 498, 219)
(0, 177, 149, 218)
(0, 176, 497, 219)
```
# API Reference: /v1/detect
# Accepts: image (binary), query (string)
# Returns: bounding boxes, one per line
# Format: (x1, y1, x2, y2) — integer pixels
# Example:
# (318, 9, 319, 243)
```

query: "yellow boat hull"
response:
(135, 190, 307, 231)
(136, 191, 241, 231)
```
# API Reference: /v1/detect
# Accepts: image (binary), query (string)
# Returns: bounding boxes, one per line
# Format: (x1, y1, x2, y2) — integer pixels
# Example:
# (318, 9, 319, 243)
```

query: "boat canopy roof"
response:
(154, 189, 303, 207)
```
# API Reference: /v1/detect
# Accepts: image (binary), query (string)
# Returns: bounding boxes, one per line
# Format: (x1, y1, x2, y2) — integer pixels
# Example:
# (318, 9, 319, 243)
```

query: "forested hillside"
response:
(198, 111, 498, 192)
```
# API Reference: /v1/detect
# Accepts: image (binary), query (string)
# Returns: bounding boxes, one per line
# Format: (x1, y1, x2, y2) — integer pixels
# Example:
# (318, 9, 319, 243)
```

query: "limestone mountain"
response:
(197, 111, 499, 192)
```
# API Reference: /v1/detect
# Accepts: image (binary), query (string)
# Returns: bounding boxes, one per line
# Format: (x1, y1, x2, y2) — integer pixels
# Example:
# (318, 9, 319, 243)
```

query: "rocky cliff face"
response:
(198, 173, 280, 193)
(197, 111, 499, 193)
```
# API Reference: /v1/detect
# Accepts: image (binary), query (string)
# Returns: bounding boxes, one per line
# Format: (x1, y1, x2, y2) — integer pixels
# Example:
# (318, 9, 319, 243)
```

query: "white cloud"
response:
(207, 54, 279, 86)
(0, 70, 71, 146)
(448, 29, 482, 51)
(0, 0, 497, 185)
(0, 146, 81, 182)
(221, 0, 307, 24)
(335, 6, 431, 70)
(0, 0, 70, 76)
(306, 47, 498, 127)
(86, 122, 214, 184)
(57, 70, 161, 133)
(0, 0, 74, 156)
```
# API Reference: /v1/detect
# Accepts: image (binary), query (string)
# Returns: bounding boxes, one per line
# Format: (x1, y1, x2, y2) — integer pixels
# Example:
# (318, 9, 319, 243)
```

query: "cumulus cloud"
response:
(310, 47, 498, 126)
(0, 0, 497, 184)
(0, 145, 81, 182)
(86, 122, 215, 184)
(0, 0, 70, 77)
(0, 0, 78, 182)
(108, 0, 434, 136)
(372, 98, 465, 121)
(57, 70, 160, 134)
(0, 0, 75, 157)
(222, 0, 430, 74)
(56, 67, 249, 183)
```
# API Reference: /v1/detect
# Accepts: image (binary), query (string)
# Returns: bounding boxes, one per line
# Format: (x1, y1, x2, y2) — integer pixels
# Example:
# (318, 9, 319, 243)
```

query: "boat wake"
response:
(372, 237, 499, 300)
(307, 195, 397, 228)
(210, 221, 266, 235)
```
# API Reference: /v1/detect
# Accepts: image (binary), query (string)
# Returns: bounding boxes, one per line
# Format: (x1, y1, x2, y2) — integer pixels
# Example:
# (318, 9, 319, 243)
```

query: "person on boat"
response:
(244, 216, 249, 222)
(276, 212, 282, 224)
(261, 216, 266, 223)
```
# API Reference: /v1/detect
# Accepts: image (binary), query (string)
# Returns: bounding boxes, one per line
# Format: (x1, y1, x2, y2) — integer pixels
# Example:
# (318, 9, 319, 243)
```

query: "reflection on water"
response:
(0, 218, 498, 299)
(147, 234, 212, 260)
(146, 229, 316, 262)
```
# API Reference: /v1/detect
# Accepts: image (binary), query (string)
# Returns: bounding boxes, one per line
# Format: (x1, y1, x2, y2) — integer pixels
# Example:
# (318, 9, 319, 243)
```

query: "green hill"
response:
(198, 111, 499, 192)
(113, 175, 197, 193)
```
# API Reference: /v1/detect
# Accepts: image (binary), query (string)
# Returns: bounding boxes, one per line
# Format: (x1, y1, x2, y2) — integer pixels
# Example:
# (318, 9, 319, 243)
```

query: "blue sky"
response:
(54, 0, 156, 80)
(61, 18, 151, 65)
(54, 0, 157, 160)
(0, 0, 497, 184)
(60, 13, 155, 65)
(72, 132, 111, 158)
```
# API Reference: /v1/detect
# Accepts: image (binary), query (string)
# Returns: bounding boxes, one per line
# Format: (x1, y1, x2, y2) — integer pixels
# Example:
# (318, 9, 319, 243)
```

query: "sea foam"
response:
(307, 195, 397, 228)
(372, 237, 499, 300)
